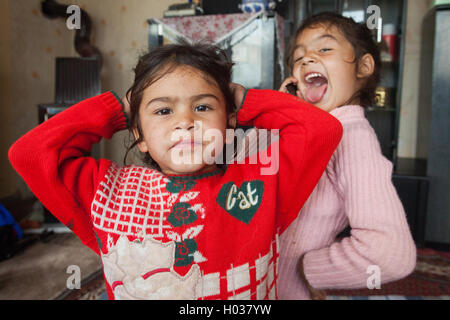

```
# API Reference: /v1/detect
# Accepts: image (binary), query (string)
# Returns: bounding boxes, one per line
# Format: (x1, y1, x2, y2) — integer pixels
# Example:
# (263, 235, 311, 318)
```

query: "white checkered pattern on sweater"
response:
(91, 164, 172, 238)
(196, 234, 279, 300)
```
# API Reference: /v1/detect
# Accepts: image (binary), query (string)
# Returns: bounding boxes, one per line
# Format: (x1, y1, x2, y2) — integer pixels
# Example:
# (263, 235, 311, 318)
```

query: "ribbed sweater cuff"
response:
(99, 91, 129, 131)
(303, 250, 341, 289)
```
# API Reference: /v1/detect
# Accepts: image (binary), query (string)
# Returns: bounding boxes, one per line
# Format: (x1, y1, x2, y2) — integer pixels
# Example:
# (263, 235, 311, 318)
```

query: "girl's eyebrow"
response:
(191, 94, 220, 102)
(146, 97, 172, 108)
(294, 33, 338, 50)
(315, 34, 338, 42)
(146, 94, 219, 108)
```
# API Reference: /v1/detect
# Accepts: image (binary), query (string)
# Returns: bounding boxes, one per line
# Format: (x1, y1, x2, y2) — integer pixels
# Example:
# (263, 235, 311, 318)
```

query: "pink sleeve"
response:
(303, 121, 416, 289)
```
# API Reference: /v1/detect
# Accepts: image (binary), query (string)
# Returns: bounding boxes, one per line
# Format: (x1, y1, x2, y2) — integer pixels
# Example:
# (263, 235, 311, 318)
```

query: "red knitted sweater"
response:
(9, 89, 342, 300)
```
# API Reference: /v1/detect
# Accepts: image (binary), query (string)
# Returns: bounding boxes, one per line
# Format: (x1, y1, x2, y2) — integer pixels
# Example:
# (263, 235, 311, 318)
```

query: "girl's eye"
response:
(319, 48, 332, 53)
(194, 104, 212, 112)
(155, 108, 172, 115)
(294, 56, 304, 63)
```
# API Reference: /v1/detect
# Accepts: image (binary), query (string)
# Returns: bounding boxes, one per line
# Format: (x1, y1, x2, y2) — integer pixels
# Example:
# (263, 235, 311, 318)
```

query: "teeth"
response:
(305, 73, 323, 83)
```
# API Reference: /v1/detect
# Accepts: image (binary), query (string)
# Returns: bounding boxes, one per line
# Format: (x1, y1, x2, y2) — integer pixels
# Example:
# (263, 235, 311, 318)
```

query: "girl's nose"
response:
(175, 120, 195, 131)
(174, 110, 195, 131)
(302, 55, 316, 66)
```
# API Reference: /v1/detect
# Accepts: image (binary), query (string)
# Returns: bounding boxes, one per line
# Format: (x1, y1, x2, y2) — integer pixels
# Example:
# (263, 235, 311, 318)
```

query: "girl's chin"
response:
(313, 97, 337, 112)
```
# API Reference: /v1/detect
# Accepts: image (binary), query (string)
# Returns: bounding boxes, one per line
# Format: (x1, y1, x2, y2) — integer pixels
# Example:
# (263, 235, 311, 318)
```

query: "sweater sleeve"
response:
(8, 92, 127, 254)
(237, 89, 343, 234)
(303, 121, 417, 289)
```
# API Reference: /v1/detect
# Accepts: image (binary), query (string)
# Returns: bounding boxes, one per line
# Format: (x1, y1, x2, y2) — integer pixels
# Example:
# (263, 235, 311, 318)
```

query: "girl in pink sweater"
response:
(277, 12, 416, 299)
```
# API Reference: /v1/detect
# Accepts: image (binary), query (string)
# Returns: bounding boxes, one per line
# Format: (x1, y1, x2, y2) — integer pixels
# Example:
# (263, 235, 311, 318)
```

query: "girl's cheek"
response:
(292, 65, 302, 81)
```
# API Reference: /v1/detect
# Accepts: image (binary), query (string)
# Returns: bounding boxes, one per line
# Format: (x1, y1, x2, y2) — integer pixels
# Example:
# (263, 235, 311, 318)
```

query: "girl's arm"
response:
(8, 92, 127, 254)
(237, 89, 343, 234)
(302, 123, 417, 289)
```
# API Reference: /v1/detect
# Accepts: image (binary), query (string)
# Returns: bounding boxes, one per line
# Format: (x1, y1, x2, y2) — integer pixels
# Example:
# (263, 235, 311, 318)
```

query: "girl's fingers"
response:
(279, 77, 298, 92)
(230, 82, 246, 108)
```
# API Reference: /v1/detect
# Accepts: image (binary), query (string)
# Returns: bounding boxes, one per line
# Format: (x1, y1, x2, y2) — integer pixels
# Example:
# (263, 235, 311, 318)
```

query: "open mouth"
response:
(303, 72, 328, 104)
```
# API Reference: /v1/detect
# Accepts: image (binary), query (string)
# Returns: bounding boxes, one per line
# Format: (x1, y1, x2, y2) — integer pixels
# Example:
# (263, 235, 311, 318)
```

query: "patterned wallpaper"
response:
(1, 0, 434, 197)
(3, 0, 178, 197)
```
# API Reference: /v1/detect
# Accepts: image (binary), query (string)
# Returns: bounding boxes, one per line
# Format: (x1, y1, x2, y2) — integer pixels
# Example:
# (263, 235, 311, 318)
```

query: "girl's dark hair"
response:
(124, 41, 236, 169)
(287, 12, 381, 107)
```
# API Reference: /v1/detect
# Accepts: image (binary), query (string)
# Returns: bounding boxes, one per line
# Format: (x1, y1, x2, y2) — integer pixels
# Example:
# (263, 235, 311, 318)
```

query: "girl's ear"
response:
(357, 53, 375, 79)
(228, 112, 236, 129)
(132, 127, 149, 153)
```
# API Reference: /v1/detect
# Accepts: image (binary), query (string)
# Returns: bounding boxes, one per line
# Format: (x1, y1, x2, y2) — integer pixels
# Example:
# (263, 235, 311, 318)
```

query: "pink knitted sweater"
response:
(277, 105, 417, 300)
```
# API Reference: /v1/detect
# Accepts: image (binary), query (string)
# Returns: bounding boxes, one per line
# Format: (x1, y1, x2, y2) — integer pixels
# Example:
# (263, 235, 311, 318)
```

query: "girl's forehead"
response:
(145, 65, 213, 92)
(150, 65, 219, 90)
(296, 24, 345, 45)
(142, 65, 224, 101)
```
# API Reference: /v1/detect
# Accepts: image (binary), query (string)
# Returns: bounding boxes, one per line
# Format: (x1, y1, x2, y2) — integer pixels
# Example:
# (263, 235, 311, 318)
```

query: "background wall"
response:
(0, 0, 178, 198)
(0, 0, 435, 198)
(0, 0, 15, 198)
(397, 0, 433, 158)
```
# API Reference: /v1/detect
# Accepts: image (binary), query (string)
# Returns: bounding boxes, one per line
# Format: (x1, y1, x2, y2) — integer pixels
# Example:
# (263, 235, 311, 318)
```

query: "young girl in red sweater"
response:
(277, 12, 416, 299)
(9, 43, 342, 300)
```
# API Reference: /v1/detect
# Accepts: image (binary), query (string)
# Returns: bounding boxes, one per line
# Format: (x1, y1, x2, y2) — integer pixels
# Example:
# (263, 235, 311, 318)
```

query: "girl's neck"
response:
(162, 164, 219, 177)
(334, 95, 361, 111)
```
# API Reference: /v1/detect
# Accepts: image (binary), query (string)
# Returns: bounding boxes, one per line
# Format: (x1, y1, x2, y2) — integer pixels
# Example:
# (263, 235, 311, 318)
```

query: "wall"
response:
(0, 0, 437, 198)
(1, 0, 178, 198)
(397, 0, 433, 158)
(0, 0, 15, 197)
(66, 0, 179, 166)
(1, 0, 73, 198)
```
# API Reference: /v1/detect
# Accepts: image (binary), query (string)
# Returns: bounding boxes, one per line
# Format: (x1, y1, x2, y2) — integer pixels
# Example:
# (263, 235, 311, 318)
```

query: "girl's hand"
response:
(229, 82, 247, 109)
(298, 255, 327, 300)
(279, 77, 300, 97)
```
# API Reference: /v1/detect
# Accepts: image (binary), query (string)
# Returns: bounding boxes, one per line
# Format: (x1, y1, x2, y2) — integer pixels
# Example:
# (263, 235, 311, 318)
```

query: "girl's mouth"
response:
(172, 139, 203, 150)
(303, 72, 328, 104)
